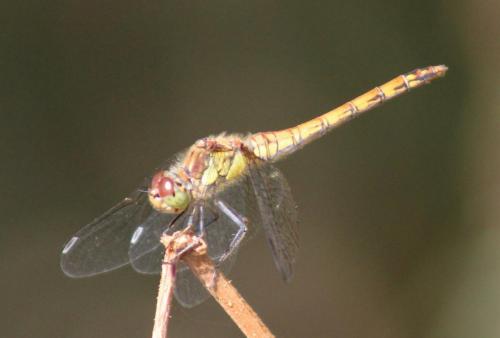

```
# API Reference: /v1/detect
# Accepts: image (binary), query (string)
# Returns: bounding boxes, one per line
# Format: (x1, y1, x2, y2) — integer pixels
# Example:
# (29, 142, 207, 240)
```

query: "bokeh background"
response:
(1, 1, 498, 337)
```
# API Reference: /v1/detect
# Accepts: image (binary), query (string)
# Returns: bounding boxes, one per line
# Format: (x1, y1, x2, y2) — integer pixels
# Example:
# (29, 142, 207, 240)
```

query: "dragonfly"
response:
(61, 65, 447, 307)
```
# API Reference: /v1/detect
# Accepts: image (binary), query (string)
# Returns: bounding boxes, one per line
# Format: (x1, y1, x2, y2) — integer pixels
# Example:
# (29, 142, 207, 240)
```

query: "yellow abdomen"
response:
(248, 65, 447, 161)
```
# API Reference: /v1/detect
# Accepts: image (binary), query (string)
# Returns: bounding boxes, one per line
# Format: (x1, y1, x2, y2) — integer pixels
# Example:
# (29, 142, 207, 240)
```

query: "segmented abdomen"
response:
(248, 65, 447, 162)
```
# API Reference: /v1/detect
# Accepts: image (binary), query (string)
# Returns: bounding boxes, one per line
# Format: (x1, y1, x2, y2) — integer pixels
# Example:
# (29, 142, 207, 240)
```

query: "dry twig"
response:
(152, 235, 180, 338)
(152, 231, 275, 338)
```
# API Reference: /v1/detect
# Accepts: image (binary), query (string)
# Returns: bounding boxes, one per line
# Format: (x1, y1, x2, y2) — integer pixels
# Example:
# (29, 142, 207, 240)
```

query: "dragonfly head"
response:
(148, 171, 191, 213)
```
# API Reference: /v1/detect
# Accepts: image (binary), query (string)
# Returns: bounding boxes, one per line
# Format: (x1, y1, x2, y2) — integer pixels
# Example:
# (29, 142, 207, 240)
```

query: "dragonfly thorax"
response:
(149, 170, 191, 213)
(185, 135, 251, 190)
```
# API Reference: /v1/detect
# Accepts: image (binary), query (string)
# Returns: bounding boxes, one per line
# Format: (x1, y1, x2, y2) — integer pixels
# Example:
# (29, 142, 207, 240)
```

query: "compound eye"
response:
(151, 172, 175, 197)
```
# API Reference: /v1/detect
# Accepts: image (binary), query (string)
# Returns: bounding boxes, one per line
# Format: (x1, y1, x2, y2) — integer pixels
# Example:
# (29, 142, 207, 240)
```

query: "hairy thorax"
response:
(175, 134, 254, 199)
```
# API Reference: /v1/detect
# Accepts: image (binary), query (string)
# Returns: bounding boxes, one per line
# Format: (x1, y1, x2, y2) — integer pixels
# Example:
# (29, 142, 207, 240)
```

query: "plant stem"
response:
(181, 233, 275, 338)
(152, 231, 275, 338)
(152, 237, 179, 338)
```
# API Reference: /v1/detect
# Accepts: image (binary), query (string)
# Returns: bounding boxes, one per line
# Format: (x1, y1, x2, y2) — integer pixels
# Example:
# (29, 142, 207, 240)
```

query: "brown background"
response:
(1, 1, 498, 337)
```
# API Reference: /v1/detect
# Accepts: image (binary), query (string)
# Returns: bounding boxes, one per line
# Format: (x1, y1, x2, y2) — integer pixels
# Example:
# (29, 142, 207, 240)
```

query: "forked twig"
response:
(152, 231, 275, 338)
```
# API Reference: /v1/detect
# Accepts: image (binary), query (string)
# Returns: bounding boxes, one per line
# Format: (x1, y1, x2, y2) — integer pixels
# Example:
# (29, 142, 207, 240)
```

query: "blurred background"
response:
(1, 1, 498, 337)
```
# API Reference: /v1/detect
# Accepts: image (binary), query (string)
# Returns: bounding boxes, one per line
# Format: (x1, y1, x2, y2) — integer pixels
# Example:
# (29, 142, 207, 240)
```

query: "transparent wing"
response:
(61, 153, 185, 278)
(60, 187, 155, 277)
(128, 202, 216, 274)
(249, 163, 299, 282)
(127, 210, 176, 274)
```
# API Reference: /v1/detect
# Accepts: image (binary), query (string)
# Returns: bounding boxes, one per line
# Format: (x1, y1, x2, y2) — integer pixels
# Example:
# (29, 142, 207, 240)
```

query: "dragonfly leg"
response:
(163, 206, 205, 260)
(175, 237, 202, 258)
(160, 229, 202, 262)
(194, 203, 219, 237)
(206, 200, 248, 289)
(170, 203, 220, 260)
(214, 200, 248, 263)
(167, 211, 184, 229)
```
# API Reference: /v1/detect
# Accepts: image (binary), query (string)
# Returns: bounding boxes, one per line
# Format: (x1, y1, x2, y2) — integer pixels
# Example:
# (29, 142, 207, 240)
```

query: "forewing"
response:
(60, 188, 154, 277)
(249, 164, 299, 282)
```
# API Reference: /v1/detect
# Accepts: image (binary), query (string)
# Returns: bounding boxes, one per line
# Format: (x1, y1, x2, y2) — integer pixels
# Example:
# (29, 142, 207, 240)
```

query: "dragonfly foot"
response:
(176, 236, 202, 258)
